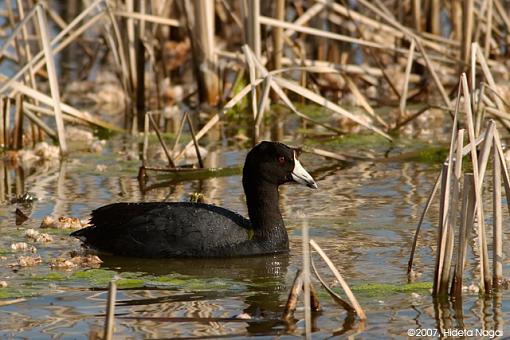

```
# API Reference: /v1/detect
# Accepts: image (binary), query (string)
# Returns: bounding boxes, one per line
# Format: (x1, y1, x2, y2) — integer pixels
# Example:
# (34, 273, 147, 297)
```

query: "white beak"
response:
(291, 152, 318, 189)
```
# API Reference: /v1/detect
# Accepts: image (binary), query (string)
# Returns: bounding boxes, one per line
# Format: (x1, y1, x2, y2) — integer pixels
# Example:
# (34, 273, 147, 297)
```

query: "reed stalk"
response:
(272, 0, 285, 71)
(492, 134, 503, 287)
(13, 94, 23, 150)
(408, 171, 441, 274)
(310, 239, 366, 320)
(185, 112, 204, 168)
(434, 163, 450, 296)
(461, 0, 474, 68)
(493, 128, 510, 215)
(35, 6, 66, 155)
(282, 270, 304, 321)
(451, 174, 475, 296)
(149, 113, 175, 168)
(399, 39, 416, 123)
(302, 220, 312, 339)
(461, 73, 489, 292)
(104, 280, 117, 340)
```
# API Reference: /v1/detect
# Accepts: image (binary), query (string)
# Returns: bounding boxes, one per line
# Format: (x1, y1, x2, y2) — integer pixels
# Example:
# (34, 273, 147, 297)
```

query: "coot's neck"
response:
(243, 176, 288, 246)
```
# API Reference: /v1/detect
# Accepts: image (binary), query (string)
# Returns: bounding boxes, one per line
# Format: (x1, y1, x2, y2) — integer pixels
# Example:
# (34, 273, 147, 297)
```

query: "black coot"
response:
(71, 141, 317, 258)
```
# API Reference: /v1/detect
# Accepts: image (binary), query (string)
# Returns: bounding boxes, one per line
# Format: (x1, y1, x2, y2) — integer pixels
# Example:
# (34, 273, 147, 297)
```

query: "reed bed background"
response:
(0, 0, 509, 156)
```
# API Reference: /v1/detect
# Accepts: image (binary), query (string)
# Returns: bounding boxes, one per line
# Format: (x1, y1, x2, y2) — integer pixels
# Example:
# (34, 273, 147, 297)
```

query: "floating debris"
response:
(11, 193, 37, 204)
(9, 255, 42, 268)
(24, 229, 53, 243)
(50, 254, 102, 270)
(189, 192, 205, 203)
(234, 313, 252, 320)
(15, 208, 29, 225)
(95, 164, 107, 172)
(0, 281, 7, 288)
(10, 242, 37, 253)
(40, 216, 85, 230)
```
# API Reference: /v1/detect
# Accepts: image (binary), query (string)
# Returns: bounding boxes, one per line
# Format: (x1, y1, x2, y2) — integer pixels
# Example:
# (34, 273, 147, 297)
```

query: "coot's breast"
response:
(72, 202, 253, 257)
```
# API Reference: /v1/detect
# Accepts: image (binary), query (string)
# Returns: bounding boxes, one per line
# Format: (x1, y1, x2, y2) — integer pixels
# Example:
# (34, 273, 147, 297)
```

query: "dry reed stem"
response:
(142, 113, 149, 165)
(344, 76, 387, 128)
(284, 2, 324, 38)
(461, 73, 488, 292)
(311, 257, 354, 312)
(413, 38, 451, 110)
(0, 0, 105, 94)
(23, 108, 56, 140)
(260, 15, 409, 56)
(461, 0, 474, 66)
(126, 0, 137, 90)
(272, 0, 285, 71)
(309, 239, 366, 320)
(0, 4, 40, 58)
(254, 75, 272, 143)
(4, 77, 121, 131)
(399, 39, 416, 122)
(36, 6, 66, 155)
(451, 174, 475, 296)
(484, 0, 494, 58)
(282, 270, 304, 321)
(493, 128, 510, 215)
(434, 163, 450, 296)
(114, 10, 180, 27)
(243, 47, 346, 134)
(242, 46, 258, 120)
(106, 3, 132, 96)
(492, 134, 503, 287)
(442, 129, 465, 293)
(474, 43, 505, 111)
(407, 171, 441, 274)
(476, 122, 495, 290)
(302, 220, 312, 339)
(275, 77, 391, 139)
(13, 93, 23, 150)
(185, 112, 204, 169)
(104, 280, 117, 340)
(148, 113, 175, 168)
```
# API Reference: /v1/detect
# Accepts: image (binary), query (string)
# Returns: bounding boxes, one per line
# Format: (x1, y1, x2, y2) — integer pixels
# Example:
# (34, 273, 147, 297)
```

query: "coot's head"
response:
(243, 141, 317, 189)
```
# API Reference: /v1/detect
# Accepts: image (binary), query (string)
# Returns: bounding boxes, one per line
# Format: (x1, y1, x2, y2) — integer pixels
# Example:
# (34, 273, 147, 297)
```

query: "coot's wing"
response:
(71, 202, 253, 257)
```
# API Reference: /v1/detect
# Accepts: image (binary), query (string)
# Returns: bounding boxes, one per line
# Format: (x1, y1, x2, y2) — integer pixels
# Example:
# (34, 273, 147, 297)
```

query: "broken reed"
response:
(409, 73, 510, 297)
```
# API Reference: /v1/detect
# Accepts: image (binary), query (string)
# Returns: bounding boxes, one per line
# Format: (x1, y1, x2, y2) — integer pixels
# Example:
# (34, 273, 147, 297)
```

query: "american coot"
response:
(71, 141, 317, 258)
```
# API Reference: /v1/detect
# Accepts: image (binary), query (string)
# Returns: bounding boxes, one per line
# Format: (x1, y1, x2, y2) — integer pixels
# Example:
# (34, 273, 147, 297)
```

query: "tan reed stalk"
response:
(484, 0, 494, 58)
(0, 97, 5, 147)
(13, 94, 23, 150)
(461, 0, 474, 67)
(22, 108, 56, 141)
(492, 133, 503, 287)
(282, 270, 304, 321)
(408, 172, 441, 274)
(104, 280, 117, 340)
(411, 0, 421, 31)
(461, 73, 488, 292)
(254, 75, 272, 143)
(185, 112, 204, 168)
(451, 174, 475, 296)
(493, 128, 510, 215)
(310, 240, 366, 320)
(242, 46, 258, 121)
(273, 0, 285, 71)
(434, 163, 450, 296)
(35, 6, 66, 154)
(148, 113, 175, 168)
(311, 257, 354, 311)
(302, 220, 312, 339)
(399, 38, 416, 124)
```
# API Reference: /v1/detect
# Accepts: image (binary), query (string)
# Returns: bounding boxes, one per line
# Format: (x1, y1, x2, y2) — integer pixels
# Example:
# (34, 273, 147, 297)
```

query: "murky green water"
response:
(0, 136, 509, 339)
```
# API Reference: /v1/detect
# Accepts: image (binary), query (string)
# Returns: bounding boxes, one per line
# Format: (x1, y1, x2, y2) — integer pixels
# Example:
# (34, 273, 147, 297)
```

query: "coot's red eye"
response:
(278, 156, 286, 164)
